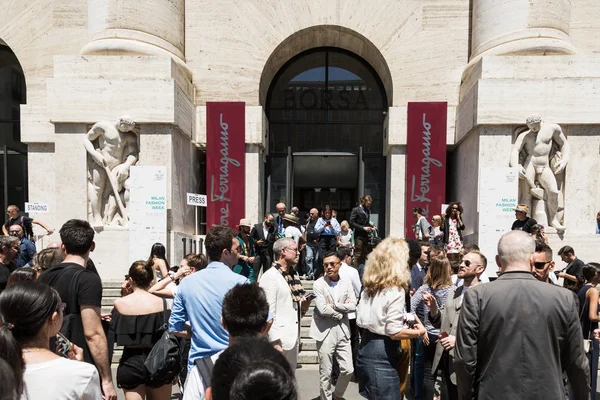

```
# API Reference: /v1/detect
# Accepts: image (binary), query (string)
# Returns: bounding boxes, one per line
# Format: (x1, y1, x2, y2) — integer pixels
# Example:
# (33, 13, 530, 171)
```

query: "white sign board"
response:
(478, 167, 519, 279)
(24, 202, 49, 213)
(187, 193, 207, 207)
(129, 166, 167, 264)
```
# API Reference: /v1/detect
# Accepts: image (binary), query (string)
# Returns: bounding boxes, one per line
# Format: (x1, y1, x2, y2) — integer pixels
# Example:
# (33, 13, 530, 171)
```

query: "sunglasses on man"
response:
(533, 260, 552, 270)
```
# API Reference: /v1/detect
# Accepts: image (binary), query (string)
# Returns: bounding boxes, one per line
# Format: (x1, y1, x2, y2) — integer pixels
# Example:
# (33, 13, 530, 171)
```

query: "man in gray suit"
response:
(454, 231, 589, 400)
(424, 250, 488, 400)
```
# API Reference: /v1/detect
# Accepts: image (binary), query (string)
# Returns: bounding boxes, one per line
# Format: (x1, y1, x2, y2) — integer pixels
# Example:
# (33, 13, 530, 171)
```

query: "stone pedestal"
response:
(46, 55, 198, 279)
(454, 55, 600, 257)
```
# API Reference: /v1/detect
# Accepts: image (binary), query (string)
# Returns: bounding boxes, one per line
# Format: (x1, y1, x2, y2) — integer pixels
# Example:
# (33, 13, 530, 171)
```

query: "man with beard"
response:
(423, 250, 487, 400)
(349, 195, 374, 269)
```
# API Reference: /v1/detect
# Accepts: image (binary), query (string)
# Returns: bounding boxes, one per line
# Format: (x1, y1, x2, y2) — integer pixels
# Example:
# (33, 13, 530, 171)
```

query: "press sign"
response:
(187, 193, 207, 207)
(25, 202, 49, 213)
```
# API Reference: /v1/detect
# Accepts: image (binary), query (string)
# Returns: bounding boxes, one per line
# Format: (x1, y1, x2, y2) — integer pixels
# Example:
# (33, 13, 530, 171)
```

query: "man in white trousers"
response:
(310, 251, 357, 400)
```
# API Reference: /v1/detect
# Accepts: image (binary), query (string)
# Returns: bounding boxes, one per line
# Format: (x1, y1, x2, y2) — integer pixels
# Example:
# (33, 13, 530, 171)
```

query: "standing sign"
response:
(478, 167, 519, 278)
(206, 102, 245, 229)
(187, 193, 207, 207)
(25, 202, 49, 213)
(128, 166, 167, 263)
(405, 102, 447, 238)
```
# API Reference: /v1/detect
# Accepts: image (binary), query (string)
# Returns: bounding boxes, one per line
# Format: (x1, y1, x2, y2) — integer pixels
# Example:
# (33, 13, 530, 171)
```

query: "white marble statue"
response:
(509, 114, 569, 232)
(84, 116, 139, 228)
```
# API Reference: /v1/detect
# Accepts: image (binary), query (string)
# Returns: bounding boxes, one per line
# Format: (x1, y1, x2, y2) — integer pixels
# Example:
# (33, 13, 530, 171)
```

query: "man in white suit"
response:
(259, 237, 310, 370)
(310, 251, 357, 400)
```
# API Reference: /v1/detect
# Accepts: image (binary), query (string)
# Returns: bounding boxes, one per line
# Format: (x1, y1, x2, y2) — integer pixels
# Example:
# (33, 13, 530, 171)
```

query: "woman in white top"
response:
(0, 281, 101, 400)
(338, 220, 354, 249)
(356, 237, 427, 400)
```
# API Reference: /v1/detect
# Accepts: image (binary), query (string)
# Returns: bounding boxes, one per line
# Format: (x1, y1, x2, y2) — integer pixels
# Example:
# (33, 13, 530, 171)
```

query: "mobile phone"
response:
(306, 292, 317, 300)
(55, 332, 72, 357)
(439, 331, 449, 339)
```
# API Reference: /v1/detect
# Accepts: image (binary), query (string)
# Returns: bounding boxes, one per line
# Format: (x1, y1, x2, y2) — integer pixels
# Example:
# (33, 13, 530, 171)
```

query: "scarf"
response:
(274, 262, 306, 302)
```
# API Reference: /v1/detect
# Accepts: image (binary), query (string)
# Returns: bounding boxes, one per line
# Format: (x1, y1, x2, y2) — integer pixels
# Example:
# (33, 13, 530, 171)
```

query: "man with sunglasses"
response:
(310, 251, 357, 400)
(532, 242, 556, 284)
(423, 250, 487, 400)
(8, 224, 36, 268)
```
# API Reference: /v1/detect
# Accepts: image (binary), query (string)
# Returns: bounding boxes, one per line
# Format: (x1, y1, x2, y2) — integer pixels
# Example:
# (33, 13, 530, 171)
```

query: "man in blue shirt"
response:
(169, 226, 249, 370)
(9, 224, 36, 267)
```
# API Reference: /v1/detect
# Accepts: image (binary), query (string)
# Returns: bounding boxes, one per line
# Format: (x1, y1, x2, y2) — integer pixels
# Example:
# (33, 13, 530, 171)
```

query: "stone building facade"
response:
(1, 0, 599, 278)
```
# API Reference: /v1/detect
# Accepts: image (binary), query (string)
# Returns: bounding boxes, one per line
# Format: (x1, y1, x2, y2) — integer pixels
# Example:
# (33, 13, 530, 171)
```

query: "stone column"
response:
(81, 0, 188, 74)
(470, 0, 575, 60)
(245, 107, 268, 224)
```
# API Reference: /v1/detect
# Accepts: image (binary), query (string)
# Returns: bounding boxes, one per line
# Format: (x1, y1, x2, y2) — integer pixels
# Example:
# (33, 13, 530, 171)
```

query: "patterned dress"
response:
(445, 217, 463, 254)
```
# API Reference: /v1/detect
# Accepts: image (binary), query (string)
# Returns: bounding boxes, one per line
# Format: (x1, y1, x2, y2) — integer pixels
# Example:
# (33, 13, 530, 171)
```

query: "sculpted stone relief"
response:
(84, 116, 139, 228)
(509, 115, 568, 232)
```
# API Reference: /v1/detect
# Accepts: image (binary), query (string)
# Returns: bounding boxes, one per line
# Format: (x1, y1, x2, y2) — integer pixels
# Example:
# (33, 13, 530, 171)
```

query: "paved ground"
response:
(113, 365, 364, 400)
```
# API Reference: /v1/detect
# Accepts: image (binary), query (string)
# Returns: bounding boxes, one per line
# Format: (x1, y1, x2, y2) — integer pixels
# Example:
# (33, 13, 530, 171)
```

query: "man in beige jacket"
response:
(310, 251, 357, 400)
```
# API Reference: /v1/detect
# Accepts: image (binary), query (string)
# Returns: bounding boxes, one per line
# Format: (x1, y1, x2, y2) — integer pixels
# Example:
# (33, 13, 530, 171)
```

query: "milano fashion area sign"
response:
(404, 102, 447, 238)
(206, 102, 246, 229)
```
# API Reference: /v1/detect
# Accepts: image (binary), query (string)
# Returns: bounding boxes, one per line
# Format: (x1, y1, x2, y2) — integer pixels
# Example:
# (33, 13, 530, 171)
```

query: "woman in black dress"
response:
(112, 261, 172, 400)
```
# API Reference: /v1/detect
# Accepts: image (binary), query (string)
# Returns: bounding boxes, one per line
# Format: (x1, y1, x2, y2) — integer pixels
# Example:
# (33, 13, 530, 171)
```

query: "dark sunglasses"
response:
(323, 261, 340, 267)
(462, 260, 482, 268)
(533, 261, 551, 270)
(8, 230, 20, 234)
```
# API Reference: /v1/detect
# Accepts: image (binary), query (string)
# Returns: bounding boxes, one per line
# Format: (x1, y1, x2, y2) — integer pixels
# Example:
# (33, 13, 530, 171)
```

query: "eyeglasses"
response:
(462, 260, 482, 268)
(323, 261, 340, 268)
(533, 261, 552, 270)
(452, 207, 459, 210)
(56, 303, 66, 313)
(8, 230, 20, 234)
(285, 247, 298, 253)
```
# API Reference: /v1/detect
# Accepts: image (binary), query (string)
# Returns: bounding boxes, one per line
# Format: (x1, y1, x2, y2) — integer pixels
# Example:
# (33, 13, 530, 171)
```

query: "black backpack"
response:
(144, 300, 184, 382)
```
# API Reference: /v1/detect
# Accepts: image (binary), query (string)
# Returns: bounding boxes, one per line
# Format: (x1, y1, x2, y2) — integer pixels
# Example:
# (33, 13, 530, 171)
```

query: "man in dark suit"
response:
(424, 250, 488, 400)
(349, 195, 373, 269)
(250, 213, 275, 277)
(454, 231, 589, 400)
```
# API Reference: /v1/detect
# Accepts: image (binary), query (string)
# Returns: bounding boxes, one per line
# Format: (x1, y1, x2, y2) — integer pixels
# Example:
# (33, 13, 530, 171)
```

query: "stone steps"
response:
(102, 279, 320, 365)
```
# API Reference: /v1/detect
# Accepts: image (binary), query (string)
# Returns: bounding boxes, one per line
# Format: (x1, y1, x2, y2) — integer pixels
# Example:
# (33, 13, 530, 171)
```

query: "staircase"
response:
(101, 279, 318, 366)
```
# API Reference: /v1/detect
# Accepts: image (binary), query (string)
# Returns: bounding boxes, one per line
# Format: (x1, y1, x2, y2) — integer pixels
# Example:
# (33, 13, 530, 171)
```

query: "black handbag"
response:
(144, 300, 184, 382)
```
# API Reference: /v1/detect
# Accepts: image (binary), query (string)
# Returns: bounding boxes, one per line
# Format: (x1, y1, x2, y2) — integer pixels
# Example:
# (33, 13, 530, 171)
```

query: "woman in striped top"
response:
(411, 255, 455, 400)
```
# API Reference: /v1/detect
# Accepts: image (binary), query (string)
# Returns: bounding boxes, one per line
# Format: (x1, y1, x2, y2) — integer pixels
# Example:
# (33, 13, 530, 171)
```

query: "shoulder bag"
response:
(579, 291, 592, 354)
(144, 299, 184, 382)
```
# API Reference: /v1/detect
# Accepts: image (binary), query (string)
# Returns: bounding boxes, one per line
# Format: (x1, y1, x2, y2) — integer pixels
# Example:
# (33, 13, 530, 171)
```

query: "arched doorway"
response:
(0, 41, 27, 214)
(265, 48, 387, 231)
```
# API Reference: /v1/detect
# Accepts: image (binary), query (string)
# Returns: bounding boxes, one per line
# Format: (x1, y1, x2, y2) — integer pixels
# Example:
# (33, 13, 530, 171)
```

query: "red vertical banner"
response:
(405, 102, 447, 238)
(206, 102, 246, 229)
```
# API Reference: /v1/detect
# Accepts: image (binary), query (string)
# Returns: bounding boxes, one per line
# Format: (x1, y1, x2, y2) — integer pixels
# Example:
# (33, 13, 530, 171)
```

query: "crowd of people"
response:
(0, 198, 597, 400)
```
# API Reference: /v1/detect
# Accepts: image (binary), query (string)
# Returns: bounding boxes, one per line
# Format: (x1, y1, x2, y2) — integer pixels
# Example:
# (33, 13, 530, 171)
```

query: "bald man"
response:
(304, 208, 320, 280)
(275, 202, 287, 238)
(8, 224, 36, 267)
(454, 231, 589, 400)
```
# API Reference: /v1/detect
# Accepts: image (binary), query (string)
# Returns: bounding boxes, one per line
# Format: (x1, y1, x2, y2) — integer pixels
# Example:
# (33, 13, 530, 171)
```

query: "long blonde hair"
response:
(424, 255, 452, 289)
(362, 237, 411, 296)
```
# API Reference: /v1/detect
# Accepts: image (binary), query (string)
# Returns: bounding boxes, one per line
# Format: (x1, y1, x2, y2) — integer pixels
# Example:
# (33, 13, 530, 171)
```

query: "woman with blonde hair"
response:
(338, 220, 354, 249)
(356, 237, 427, 400)
(410, 255, 455, 400)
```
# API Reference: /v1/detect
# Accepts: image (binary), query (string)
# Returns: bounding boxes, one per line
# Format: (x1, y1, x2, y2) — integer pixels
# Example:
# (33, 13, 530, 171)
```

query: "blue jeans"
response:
(411, 337, 425, 400)
(357, 331, 402, 400)
(305, 243, 319, 278)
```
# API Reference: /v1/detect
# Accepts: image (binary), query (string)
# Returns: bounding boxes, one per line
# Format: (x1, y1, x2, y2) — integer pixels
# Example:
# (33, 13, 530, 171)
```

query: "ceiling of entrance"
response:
(294, 154, 358, 188)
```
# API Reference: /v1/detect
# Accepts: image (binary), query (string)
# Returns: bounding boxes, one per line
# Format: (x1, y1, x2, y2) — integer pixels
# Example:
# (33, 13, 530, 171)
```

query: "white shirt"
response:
(21, 357, 101, 400)
(263, 223, 269, 241)
(284, 226, 302, 245)
(357, 286, 406, 337)
(338, 262, 362, 319)
(182, 351, 223, 400)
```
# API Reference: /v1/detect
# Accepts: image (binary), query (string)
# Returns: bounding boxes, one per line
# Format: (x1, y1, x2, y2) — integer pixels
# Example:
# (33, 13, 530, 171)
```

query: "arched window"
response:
(267, 48, 387, 154)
